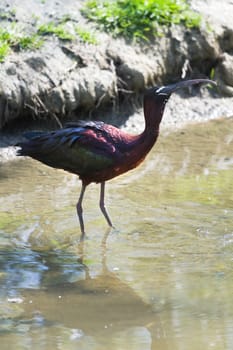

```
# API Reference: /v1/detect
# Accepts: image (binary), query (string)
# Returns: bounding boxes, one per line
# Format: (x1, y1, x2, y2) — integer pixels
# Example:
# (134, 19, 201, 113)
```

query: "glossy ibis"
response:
(17, 79, 215, 238)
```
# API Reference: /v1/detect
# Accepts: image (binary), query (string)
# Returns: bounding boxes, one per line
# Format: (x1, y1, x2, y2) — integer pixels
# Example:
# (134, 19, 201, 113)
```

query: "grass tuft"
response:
(82, 0, 201, 40)
(75, 27, 98, 44)
(0, 42, 10, 62)
(0, 27, 44, 62)
(38, 22, 75, 41)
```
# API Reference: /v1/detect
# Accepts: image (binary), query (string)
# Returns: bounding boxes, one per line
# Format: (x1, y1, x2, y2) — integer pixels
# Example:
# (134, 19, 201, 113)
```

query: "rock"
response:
(215, 53, 233, 96)
(106, 44, 161, 92)
(40, 66, 117, 116)
(218, 27, 233, 53)
(159, 26, 220, 79)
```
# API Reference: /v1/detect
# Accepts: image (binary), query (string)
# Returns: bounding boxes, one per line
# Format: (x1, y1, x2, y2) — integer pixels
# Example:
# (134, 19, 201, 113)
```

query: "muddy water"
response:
(0, 117, 233, 350)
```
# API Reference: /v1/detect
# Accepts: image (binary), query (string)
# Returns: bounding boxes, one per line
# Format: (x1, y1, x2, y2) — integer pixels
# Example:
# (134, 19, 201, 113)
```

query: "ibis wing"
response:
(17, 127, 117, 176)
(64, 120, 105, 130)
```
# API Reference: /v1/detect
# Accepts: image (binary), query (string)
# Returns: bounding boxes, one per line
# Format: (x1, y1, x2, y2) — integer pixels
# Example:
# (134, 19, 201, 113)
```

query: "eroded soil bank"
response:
(0, 0, 233, 161)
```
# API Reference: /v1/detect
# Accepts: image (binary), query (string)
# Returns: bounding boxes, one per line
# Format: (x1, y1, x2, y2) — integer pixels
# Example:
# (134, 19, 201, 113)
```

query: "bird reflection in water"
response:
(10, 230, 163, 349)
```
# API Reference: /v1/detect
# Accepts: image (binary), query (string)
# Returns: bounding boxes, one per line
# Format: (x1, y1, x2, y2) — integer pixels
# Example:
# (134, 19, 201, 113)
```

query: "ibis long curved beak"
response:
(157, 79, 216, 95)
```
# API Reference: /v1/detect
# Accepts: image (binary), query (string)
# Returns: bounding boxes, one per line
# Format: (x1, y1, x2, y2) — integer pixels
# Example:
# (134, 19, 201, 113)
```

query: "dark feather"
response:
(23, 131, 47, 139)
(16, 124, 117, 177)
(64, 120, 105, 131)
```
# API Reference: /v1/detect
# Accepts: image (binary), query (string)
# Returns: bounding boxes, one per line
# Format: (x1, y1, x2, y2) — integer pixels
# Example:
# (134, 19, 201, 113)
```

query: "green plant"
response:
(17, 34, 44, 49)
(60, 14, 73, 23)
(0, 28, 11, 61)
(75, 27, 98, 44)
(38, 22, 74, 40)
(82, 0, 201, 40)
(0, 42, 10, 62)
(0, 28, 11, 42)
(0, 27, 44, 62)
(210, 67, 215, 80)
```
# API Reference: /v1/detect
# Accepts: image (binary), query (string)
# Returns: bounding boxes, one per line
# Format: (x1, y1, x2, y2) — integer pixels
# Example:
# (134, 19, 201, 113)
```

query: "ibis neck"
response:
(125, 95, 168, 162)
(142, 96, 166, 138)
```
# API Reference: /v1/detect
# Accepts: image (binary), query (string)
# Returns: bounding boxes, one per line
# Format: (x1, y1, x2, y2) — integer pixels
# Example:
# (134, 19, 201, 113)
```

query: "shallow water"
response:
(0, 117, 233, 350)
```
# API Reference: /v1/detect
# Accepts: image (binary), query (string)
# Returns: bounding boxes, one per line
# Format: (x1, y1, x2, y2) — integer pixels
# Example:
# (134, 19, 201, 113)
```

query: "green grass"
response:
(0, 1, 202, 62)
(82, 0, 201, 40)
(75, 27, 98, 44)
(17, 34, 44, 49)
(0, 19, 97, 62)
(38, 22, 75, 40)
(0, 27, 44, 62)
(60, 14, 73, 24)
(0, 42, 10, 62)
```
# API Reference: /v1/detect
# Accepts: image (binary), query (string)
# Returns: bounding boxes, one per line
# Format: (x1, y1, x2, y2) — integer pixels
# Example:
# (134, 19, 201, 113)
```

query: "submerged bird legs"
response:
(76, 181, 113, 239)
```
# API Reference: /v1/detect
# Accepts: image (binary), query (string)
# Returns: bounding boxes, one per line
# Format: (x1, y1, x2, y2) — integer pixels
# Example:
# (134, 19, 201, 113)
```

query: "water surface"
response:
(0, 117, 233, 350)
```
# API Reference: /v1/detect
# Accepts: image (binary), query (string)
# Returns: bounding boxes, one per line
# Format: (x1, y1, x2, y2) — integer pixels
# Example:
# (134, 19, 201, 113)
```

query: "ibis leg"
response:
(76, 182, 87, 239)
(99, 182, 113, 227)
